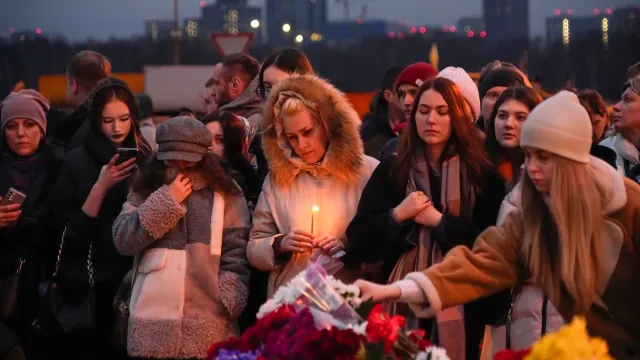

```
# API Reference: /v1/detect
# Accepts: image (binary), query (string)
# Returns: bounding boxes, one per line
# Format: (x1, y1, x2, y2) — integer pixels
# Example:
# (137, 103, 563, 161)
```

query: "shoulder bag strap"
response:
(541, 295, 549, 336)
(52, 227, 68, 279)
(87, 242, 94, 288)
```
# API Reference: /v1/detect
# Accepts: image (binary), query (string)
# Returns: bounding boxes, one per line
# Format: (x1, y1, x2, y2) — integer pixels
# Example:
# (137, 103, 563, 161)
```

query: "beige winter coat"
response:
(247, 75, 379, 297)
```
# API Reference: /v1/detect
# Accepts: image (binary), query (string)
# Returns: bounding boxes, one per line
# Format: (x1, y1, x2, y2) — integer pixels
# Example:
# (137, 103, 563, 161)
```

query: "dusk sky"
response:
(2, 0, 636, 41)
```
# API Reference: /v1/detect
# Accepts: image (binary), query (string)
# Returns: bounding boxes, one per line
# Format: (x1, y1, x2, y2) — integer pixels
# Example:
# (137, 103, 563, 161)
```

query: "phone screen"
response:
(115, 148, 138, 165)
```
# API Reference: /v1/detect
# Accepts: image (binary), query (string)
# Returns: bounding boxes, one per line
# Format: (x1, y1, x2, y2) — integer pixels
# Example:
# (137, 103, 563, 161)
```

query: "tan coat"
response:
(403, 157, 640, 360)
(246, 75, 379, 297)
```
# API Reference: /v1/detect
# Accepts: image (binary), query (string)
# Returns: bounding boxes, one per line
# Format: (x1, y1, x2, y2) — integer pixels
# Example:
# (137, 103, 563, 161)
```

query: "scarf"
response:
(392, 121, 407, 134)
(386, 151, 475, 360)
(2, 150, 45, 193)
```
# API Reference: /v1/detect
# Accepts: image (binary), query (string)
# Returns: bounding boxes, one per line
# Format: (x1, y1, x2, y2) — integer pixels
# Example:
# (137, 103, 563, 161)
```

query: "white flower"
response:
(257, 299, 279, 319)
(416, 346, 450, 360)
(345, 320, 368, 335)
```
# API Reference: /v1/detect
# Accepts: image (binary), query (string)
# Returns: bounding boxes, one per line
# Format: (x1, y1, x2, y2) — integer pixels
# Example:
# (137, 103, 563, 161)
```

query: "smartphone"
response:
(115, 148, 139, 165)
(0, 188, 26, 207)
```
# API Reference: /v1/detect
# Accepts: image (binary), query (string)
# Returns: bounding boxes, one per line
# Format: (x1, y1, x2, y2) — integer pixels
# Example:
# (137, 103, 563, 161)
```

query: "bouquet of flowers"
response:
(208, 263, 449, 360)
(495, 316, 613, 360)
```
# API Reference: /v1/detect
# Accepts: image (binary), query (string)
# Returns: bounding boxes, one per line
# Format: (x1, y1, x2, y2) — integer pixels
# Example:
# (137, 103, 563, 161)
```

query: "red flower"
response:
(494, 348, 532, 360)
(365, 304, 406, 353)
(408, 329, 433, 350)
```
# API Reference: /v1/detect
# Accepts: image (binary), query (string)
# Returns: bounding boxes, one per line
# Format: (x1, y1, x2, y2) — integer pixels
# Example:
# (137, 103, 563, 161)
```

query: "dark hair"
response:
(257, 48, 314, 99)
(66, 51, 112, 91)
(478, 60, 518, 84)
(89, 86, 152, 155)
(381, 67, 403, 91)
(221, 53, 260, 86)
(178, 108, 196, 117)
(201, 111, 248, 161)
(392, 77, 493, 194)
(577, 89, 607, 117)
(131, 152, 241, 199)
(484, 87, 543, 165)
(628, 62, 640, 79)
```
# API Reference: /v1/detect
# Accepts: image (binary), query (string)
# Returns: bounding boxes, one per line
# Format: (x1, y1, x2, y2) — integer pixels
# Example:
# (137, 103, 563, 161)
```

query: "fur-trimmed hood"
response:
(262, 75, 365, 186)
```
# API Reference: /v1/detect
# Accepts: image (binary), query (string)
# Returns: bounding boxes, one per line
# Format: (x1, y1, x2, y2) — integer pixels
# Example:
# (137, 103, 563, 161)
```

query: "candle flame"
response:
(312, 205, 319, 212)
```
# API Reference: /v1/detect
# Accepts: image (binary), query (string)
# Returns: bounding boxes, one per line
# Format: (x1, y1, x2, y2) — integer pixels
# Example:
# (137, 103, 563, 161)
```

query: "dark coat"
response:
(49, 78, 151, 292)
(47, 105, 90, 153)
(343, 156, 510, 359)
(591, 144, 618, 170)
(361, 92, 396, 158)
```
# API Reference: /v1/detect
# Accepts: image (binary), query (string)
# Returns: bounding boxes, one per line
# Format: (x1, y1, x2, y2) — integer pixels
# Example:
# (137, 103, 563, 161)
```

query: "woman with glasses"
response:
(256, 48, 314, 101)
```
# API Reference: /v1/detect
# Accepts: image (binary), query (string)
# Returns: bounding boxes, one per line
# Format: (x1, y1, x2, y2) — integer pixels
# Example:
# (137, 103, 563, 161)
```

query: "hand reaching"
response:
(355, 279, 401, 302)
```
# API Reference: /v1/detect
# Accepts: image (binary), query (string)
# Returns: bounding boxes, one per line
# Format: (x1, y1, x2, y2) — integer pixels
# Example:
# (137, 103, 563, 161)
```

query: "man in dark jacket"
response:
(377, 62, 439, 160)
(47, 51, 111, 152)
(361, 67, 403, 157)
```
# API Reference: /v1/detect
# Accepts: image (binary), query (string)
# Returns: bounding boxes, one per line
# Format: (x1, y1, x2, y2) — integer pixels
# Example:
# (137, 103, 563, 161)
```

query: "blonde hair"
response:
(521, 157, 604, 314)
(275, 96, 307, 118)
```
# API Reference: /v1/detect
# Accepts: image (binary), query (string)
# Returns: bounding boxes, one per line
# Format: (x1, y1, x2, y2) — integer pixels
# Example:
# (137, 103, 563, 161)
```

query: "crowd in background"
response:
(0, 47, 639, 360)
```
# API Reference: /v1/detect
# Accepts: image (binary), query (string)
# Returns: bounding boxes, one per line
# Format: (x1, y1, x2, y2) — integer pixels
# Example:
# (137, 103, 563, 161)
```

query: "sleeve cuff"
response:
(395, 279, 426, 303)
(138, 186, 186, 240)
(404, 272, 443, 318)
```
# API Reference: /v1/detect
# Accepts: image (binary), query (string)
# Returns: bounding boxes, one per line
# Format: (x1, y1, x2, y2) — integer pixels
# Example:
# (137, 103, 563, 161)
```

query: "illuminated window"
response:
(562, 18, 570, 48)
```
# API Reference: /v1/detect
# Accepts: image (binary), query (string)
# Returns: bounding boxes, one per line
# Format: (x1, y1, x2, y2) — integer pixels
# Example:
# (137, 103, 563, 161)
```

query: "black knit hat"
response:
(156, 116, 212, 162)
(478, 68, 526, 100)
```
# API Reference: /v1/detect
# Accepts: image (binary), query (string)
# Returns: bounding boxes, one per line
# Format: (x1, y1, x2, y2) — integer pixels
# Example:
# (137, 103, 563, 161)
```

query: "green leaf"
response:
(356, 298, 376, 319)
(363, 342, 386, 360)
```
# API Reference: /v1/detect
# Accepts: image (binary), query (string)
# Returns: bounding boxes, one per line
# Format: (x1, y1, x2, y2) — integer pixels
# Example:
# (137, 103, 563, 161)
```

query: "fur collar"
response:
(261, 75, 365, 186)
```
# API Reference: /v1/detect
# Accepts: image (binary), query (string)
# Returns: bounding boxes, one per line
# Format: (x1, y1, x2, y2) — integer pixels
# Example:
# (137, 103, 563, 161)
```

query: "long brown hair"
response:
(392, 77, 493, 194)
(484, 87, 542, 165)
(521, 157, 604, 314)
(131, 152, 241, 199)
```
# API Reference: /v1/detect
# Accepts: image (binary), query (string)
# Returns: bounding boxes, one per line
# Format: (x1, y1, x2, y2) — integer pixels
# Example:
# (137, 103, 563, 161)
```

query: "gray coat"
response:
(112, 174, 250, 359)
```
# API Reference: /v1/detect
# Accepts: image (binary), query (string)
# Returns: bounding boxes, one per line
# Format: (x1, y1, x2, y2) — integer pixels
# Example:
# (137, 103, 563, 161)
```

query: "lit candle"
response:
(311, 205, 319, 235)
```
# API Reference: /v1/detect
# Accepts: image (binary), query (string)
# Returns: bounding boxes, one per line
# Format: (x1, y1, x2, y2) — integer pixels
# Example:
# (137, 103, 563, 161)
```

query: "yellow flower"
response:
(525, 316, 613, 360)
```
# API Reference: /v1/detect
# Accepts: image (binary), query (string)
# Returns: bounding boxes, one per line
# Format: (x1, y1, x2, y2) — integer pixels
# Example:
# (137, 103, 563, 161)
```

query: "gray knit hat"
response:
(156, 116, 212, 162)
(0, 89, 50, 133)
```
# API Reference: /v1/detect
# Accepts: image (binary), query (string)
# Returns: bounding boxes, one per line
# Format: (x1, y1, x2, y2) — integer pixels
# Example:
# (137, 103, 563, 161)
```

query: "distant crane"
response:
(335, 0, 373, 21)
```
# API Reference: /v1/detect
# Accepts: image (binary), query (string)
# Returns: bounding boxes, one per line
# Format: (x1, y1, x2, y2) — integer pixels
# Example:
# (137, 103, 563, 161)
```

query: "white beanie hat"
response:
(437, 67, 481, 120)
(520, 91, 592, 163)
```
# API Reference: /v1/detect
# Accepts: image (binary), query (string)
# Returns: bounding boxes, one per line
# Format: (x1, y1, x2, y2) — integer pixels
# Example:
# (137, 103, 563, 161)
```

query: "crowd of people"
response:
(0, 47, 639, 360)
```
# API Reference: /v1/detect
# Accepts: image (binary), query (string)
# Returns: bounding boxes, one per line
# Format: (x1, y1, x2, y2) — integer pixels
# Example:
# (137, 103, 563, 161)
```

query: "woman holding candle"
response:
(343, 77, 507, 360)
(246, 74, 379, 297)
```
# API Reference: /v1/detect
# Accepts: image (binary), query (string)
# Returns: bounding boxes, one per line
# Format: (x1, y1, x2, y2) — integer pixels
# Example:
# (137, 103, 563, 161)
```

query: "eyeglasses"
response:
(255, 86, 272, 100)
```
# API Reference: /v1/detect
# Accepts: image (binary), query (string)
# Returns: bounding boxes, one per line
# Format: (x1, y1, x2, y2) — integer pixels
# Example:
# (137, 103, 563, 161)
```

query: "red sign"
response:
(211, 32, 255, 57)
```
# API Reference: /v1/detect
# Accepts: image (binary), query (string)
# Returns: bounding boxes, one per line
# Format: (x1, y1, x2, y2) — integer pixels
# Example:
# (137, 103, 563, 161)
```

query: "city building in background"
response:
(610, 6, 640, 34)
(457, 17, 486, 34)
(200, 0, 262, 42)
(482, 0, 529, 43)
(324, 20, 387, 44)
(145, 20, 175, 42)
(183, 17, 201, 40)
(266, 0, 327, 45)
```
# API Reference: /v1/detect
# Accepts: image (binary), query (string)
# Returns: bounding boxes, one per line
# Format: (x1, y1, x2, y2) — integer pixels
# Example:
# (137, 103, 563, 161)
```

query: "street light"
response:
(295, 34, 303, 43)
(251, 19, 260, 28)
(282, 23, 291, 32)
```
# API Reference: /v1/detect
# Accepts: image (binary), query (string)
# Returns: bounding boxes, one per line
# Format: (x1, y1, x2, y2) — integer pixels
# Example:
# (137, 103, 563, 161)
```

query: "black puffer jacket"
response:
(50, 77, 151, 292)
